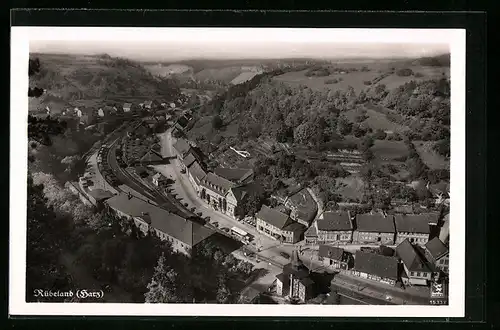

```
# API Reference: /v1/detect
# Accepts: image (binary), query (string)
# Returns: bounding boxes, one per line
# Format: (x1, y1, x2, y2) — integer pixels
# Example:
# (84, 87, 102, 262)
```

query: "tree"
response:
(294, 122, 314, 145)
(212, 115, 223, 130)
(337, 116, 352, 136)
(358, 135, 374, 152)
(144, 254, 179, 303)
(216, 275, 232, 303)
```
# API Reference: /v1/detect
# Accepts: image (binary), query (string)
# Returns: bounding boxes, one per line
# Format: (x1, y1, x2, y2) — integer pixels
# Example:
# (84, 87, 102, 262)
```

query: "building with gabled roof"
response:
(396, 239, 433, 286)
(87, 188, 115, 207)
(255, 205, 303, 243)
(284, 188, 318, 227)
(172, 138, 191, 159)
(123, 103, 132, 112)
(439, 213, 450, 244)
(214, 167, 254, 185)
(187, 161, 207, 193)
(394, 214, 433, 245)
(424, 237, 449, 274)
(105, 192, 214, 256)
(199, 172, 235, 214)
(318, 245, 351, 270)
(353, 213, 396, 245)
(352, 251, 399, 286)
(312, 211, 354, 245)
(140, 149, 164, 165)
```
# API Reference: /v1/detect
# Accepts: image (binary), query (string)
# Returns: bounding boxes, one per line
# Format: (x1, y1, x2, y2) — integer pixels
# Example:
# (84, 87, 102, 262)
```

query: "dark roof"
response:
(88, 189, 115, 201)
(140, 149, 163, 163)
(356, 213, 395, 233)
(425, 237, 448, 260)
(214, 167, 254, 183)
(176, 116, 189, 128)
(173, 139, 191, 156)
(318, 245, 344, 261)
(286, 188, 318, 223)
(227, 182, 263, 203)
(394, 214, 431, 234)
(256, 205, 290, 229)
(299, 277, 315, 286)
(182, 153, 197, 168)
(188, 161, 207, 183)
(106, 193, 213, 246)
(396, 239, 432, 272)
(304, 223, 318, 237)
(354, 251, 399, 280)
(318, 211, 353, 231)
(282, 222, 306, 233)
(200, 173, 235, 195)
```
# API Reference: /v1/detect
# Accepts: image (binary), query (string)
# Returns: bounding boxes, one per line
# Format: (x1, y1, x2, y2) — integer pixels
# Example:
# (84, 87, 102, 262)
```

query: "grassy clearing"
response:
(343, 107, 409, 133)
(378, 66, 450, 90)
(144, 64, 193, 77)
(372, 140, 408, 161)
(335, 175, 366, 202)
(273, 69, 380, 92)
(413, 141, 449, 170)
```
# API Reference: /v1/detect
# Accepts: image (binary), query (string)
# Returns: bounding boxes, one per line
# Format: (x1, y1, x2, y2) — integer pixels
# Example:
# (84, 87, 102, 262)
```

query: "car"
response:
(222, 227, 229, 232)
(280, 252, 291, 259)
(212, 222, 219, 227)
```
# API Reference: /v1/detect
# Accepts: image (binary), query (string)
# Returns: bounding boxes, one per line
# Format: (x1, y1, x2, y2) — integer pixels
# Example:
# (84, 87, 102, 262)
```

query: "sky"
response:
(30, 40, 449, 62)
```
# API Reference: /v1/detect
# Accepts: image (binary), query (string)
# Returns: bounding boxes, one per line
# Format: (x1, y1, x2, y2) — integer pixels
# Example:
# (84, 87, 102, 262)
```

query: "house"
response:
(74, 107, 82, 118)
(351, 251, 399, 286)
(314, 211, 354, 245)
(181, 152, 197, 170)
(151, 172, 168, 187)
(123, 103, 132, 112)
(394, 214, 432, 245)
(139, 149, 164, 165)
(199, 173, 235, 213)
(213, 167, 254, 185)
(396, 239, 433, 286)
(284, 188, 318, 227)
(275, 248, 315, 303)
(187, 161, 207, 194)
(318, 245, 351, 270)
(170, 102, 176, 109)
(105, 192, 213, 256)
(352, 213, 396, 245)
(304, 224, 318, 245)
(87, 188, 115, 208)
(255, 205, 304, 243)
(224, 182, 262, 219)
(172, 139, 192, 160)
(174, 115, 190, 130)
(98, 108, 105, 117)
(424, 237, 449, 274)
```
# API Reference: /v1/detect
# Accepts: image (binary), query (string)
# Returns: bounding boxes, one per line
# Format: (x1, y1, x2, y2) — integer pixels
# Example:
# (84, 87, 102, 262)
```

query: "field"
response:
(343, 107, 409, 133)
(273, 69, 380, 92)
(413, 141, 450, 170)
(144, 64, 193, 77)
(335, 175, 366, 202)
(272, 63, 450, 93)
(371, 140, 408, 161)
(230, 71, 262, 85)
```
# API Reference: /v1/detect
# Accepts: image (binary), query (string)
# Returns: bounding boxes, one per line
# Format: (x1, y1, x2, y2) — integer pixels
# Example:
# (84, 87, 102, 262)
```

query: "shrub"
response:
(414, 72, 424, 78)
(363, 80, 372, 86)
(325, 79, 339, 85)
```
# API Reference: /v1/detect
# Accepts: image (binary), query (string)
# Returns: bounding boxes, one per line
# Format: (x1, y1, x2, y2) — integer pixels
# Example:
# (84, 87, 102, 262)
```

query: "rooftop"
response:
(396, 239, 432, 273)
(356, 213, 395, 233)
(173, 139, 191, 156)
(189, 161, 207, 183)
(200, 172, 235, 195)
(123, 102, 132, 108)
(318, 211, 353, 231)
(140, 149, 163, 163)
(304, 223, 318, 237)
(214, 167, 254, 184)
(318, 245, 344, 261)
(182, 153, 197, 168)
(425, 237, 448, 260)
(255, 204, 290, 230)
(354, 251, 399, 280)
(394, 214, 431, 234)
(282, 221, 307, 234)
(87, 188, 115, 201)
(106, 193, 213, 246)
(286, 188, 318, 223)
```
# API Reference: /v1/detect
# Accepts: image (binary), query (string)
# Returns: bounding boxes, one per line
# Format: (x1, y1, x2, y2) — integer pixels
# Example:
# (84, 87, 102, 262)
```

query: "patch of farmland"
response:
(230, 71, 262, 85)
(335, 175, 366, 202)
(186, 116, 213, 139)
(344, 107, 409, 133)
(273, 69, 380, 93)
(413, 141, 450, 170)
(145, 64, 193, 77)
(372, 140, 409, 161)
(378, 66, 450, 90)
(194, 67, 247, 83)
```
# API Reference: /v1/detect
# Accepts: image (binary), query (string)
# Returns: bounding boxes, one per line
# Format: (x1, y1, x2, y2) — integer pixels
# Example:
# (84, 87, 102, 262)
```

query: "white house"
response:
(98, 108, 105, 117)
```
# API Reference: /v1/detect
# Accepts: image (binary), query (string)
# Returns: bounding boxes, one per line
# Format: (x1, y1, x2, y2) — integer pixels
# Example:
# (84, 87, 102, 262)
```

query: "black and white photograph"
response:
(10, 27, 465, 317)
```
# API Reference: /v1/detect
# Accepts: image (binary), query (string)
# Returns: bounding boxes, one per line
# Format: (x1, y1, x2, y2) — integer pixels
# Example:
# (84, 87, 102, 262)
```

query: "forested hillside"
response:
(29, 53, 180, 112)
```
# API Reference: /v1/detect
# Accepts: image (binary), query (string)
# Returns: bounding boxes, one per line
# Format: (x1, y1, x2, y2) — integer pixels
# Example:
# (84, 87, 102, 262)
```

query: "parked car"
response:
(222, 227, 229, 232)
(212, 222, 219, 227)
(280, 252, 291, 259)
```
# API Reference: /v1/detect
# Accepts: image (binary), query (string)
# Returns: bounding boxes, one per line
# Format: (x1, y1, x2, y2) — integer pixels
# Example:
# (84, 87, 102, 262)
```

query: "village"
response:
(63, 91, 450, 306)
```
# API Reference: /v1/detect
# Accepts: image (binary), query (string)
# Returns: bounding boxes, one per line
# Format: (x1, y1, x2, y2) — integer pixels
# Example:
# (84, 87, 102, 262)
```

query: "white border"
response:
(10, 27, 466, 317)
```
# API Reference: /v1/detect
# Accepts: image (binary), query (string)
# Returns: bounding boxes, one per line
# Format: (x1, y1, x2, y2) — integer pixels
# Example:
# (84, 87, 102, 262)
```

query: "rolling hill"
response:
(29, 53, 180, 112)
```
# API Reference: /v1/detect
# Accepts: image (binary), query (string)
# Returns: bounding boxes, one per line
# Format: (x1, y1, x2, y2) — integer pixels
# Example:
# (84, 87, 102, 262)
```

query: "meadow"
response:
(343, 107, 409, 133)
(413, 141, 450, 170)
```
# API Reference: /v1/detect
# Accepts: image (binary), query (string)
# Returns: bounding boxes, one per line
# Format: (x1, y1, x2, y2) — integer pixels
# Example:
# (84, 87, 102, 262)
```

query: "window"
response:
(417, 272, 421, 277)
(410, 272, 414, 276)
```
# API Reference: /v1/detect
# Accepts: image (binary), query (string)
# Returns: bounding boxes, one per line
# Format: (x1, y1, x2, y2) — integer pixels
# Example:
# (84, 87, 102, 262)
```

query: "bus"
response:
(230, 226, 249, 243)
